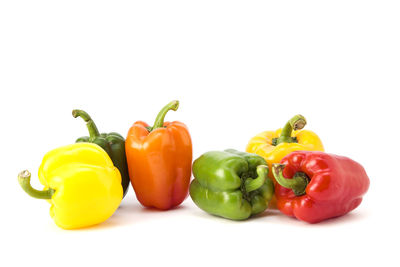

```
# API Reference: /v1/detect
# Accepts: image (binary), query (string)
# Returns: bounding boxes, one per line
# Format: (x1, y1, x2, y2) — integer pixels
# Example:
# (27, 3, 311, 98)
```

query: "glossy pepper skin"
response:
(190, 149, 274, 220)
(246, 115, 324, 181)
(72, 109, 130, 198)
(125, 100, 192, 210)
(272, 151, 370, 223)
(18, 143, 123, 229)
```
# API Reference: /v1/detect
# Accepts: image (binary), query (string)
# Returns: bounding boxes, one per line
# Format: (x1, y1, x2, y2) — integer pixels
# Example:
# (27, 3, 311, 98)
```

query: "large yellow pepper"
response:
(18, 143, 123, 229)
(246, 115, 324, 181)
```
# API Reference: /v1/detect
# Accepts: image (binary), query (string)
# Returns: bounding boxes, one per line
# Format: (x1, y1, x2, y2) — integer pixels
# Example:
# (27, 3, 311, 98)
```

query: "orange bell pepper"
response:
(125, 100, 192, 210)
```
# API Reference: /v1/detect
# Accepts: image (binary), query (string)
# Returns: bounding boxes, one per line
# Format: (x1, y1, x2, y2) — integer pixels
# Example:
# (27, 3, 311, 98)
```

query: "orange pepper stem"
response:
(150, 100, 179, 131)
(273, 114, 307, 145)
(18, 170, 55, 199)
(72, 109, 100, 140)
(272, 164, 309, 196)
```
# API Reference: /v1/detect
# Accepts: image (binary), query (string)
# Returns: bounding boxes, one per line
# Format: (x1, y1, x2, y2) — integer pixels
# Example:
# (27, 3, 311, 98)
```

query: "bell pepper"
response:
(72, 109, 130, 198)
(246, 114, 324, 181)
(125, 100, 192, 210)
(18, 143, 123, 229)
(190, 149, 274, 220)
(272, 151, 370, 223)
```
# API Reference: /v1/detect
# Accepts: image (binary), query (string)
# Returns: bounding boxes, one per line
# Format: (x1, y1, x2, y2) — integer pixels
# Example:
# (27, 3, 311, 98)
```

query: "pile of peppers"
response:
(18, 102, 370, 229)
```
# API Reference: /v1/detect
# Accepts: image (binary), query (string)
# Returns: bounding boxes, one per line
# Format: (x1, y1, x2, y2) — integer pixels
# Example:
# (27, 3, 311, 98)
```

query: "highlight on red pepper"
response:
(272, 151, 370, 223)
(125, 100, 192, 210)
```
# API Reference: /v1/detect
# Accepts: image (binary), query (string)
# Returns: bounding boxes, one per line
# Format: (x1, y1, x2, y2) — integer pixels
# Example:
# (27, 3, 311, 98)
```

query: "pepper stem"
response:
(272, 164, 309, 196)
(150, 100, 179, 131)
(273, 114, 306, 145)
(72, 109, 100, 140)
(245, 165, 268, 193)
(18, 170, 55, 199)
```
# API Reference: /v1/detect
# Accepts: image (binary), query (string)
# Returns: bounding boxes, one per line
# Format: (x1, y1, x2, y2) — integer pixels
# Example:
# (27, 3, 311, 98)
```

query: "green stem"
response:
(272, 164, 309, 196)
(18, 170, 55, 199)
(273, 114, 306, 145)
(245, 165, 268, 193)
(72, 109, 100, 140)
(149, 100, 179, 131)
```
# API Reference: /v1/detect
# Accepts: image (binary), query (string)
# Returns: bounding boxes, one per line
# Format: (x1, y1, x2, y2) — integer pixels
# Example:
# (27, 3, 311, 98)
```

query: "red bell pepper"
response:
(272, 151, 369, 223)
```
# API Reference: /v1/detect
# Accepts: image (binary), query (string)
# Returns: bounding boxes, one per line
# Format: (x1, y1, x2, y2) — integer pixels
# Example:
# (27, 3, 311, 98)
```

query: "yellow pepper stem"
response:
(18, 170, 55, 199)
(273, 114, 307, 145)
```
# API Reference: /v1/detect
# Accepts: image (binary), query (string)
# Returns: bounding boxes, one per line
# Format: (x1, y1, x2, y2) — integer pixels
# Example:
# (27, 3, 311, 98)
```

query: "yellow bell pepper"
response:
(246, 115, 324, 181)
(18, 143, 123, 229)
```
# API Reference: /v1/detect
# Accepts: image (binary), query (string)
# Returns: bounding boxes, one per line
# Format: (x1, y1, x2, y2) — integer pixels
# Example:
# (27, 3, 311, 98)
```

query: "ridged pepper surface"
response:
(125, 100, 192, 210)
(190, 149, 274, 220)
(72, 109, 130, 198)
(272, 151, 370, 223)
(18, 143, 123, 229)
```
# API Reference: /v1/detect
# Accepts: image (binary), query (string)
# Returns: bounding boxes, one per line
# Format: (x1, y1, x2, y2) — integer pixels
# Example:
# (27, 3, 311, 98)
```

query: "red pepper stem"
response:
(274, 115, 306, 145)
(272, 164, 309, 196)
(18, 170, 55, 199)
(72, 109, 100, 140)
(150, 100, 179, 131)
(245, 165, 268, 192)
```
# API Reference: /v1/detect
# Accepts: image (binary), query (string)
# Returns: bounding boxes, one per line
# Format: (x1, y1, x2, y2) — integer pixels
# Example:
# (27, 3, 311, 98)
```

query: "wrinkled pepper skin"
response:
(18, 143, 123, 229)
(246, 115, 324, 181)
(190, 149, 274, 220)
(272, 151, 370, 223)
(73, 109, 130, 198)
(125, 101, 192, 210)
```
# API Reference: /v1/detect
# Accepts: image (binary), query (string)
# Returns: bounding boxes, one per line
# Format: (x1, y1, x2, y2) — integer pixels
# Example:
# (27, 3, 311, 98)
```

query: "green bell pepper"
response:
(190, 149, 274, 220)
(72, 109, 130, 198)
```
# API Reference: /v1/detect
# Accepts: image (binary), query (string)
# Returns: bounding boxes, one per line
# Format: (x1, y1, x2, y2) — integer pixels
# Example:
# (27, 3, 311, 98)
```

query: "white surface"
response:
(1, 1, 399, 266)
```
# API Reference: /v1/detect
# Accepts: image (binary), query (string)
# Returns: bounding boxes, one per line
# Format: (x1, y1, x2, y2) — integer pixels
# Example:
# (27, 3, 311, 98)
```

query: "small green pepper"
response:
(72, 109, 130, 198)
(190, 149, 274, 220)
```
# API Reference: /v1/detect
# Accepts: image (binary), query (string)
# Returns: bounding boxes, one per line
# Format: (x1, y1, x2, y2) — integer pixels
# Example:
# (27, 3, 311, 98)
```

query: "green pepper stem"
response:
(72, 109, 100, 139)
(245, 165, 268, 193)
(18, 170, 55, 199)
(272, 164, 309, 196)
(150, 100, 179, 131)
(274, 114, 306, 145)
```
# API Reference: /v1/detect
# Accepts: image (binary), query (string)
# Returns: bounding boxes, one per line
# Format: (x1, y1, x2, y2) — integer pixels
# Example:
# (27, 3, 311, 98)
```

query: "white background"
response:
(1, 1, 399, 266)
